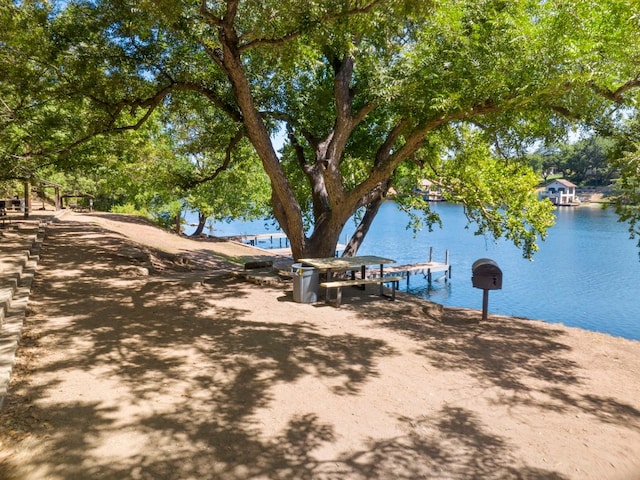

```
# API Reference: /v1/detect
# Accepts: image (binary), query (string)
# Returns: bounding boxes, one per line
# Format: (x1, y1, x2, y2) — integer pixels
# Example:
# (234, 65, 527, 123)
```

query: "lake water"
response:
(185, 202, 640, 341)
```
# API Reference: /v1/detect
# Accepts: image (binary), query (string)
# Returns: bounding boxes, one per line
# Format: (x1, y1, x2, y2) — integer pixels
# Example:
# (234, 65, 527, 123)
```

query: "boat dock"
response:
(369, 248, 451, 287)
(222, 233, 345, 257)
(229, 233, 290, 248)
(221, 234, 450, 285)
(220, 233, 289, 255)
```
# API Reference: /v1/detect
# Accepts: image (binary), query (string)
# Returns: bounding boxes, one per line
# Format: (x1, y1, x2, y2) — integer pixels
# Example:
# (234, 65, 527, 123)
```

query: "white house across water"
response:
(540, 179, 579, 206)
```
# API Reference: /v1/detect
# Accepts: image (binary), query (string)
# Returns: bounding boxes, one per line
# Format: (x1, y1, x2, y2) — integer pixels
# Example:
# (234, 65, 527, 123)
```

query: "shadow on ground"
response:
(1, 218, 637, 479)
(361, 296, 640, 430)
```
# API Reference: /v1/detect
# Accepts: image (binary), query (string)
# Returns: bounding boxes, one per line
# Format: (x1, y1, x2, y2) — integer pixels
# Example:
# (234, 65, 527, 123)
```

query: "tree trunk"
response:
(190, 211, 207, 237)
(175, 212, 181, 234)
(342, 196, 386, 257)
(304, 218, 346, 258)
(213, 25, 306, 260)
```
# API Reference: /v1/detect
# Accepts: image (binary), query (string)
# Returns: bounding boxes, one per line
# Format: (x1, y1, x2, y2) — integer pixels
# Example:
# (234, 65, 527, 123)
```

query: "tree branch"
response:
(591, 75, 640, 103)
(351, 100, 503, 202)
(287, 125, 310, 170)
(239, 0, 386, 53)
(198, 0, 223, 27)
(182, 129, 244, 188)
(269, 110, 320, 149)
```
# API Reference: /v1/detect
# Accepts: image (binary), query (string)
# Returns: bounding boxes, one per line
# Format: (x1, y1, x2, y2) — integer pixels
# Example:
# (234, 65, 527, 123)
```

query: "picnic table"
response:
(297, 255, 402, 307)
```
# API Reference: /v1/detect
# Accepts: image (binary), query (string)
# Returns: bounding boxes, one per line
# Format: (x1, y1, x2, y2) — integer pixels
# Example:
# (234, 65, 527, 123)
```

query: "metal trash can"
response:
(291, 263, 319, 303)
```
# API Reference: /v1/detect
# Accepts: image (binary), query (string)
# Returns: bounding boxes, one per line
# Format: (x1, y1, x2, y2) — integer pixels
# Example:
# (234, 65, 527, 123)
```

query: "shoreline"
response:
(181, 208, 640, 343)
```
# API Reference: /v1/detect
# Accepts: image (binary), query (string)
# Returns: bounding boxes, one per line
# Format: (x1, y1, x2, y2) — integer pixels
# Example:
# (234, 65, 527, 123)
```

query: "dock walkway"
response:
(218, 233, 451, 288)
(367, 248, 451, 287)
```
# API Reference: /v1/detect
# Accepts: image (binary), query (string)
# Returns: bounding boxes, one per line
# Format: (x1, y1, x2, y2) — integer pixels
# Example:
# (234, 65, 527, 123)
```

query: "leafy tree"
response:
(9, 0, 640, 259)
(529, 136, 617, 185)
(526, 148, 562, 183)
(0, 1, 260, 230)
(0, 1, 103, 180)
(159, 94, 272, 234)
(613, 149, 640, 250)
(555, 137, 616, 185)
(605, 117, 640, 249)
(1, 1, 56, 179)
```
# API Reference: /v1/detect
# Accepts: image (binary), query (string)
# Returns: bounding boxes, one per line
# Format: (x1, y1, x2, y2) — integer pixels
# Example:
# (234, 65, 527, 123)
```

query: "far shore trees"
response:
(5, 1, 640, 259)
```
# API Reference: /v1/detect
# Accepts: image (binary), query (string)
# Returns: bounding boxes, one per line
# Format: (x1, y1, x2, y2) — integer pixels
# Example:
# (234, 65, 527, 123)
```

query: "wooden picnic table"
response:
(297, 255, 400, 306)
(299, 255, 394, 279)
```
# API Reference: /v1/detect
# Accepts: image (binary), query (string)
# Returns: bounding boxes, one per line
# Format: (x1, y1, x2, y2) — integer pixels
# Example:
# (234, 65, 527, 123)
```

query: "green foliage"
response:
(183, 144, 272, 224)
(3, 0, 640, 257)
(429, 127, 555, 258)
(526, 136, 617, 185)
(109, 203, 151, 218)
(608, 119, 640, 248)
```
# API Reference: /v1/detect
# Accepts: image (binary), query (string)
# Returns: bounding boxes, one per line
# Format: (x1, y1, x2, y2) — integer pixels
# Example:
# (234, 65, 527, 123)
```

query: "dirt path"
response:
(1, 212, 639, 479)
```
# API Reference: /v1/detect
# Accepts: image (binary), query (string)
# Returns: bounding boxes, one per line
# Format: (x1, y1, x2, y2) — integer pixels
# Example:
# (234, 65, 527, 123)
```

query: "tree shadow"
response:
(79, 212, 278, 270)
(331, 406, 570, 480)
(358, 296, 640, 431)
(1, 219, 400, 478)
(0, 218, 636, 479)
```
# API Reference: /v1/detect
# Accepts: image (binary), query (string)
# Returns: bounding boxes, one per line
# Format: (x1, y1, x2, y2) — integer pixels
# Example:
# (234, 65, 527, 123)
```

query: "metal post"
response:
(482, 289, 489, 321)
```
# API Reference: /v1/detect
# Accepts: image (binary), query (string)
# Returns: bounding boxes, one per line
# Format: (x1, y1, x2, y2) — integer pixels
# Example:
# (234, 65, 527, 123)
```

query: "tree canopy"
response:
(3, 0, 640, 258)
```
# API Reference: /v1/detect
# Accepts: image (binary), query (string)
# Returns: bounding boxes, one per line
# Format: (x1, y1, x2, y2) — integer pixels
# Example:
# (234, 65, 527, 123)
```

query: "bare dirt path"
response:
(1, 211, 639, 479)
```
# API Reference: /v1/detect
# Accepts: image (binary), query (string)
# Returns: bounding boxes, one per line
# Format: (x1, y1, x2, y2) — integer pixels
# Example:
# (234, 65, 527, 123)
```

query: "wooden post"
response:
(445, 250, 450, 283)
(23, 180, 30, 219)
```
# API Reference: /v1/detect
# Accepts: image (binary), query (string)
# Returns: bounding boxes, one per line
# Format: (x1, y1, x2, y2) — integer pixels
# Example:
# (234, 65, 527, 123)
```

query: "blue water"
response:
(185, 203, 640, 341)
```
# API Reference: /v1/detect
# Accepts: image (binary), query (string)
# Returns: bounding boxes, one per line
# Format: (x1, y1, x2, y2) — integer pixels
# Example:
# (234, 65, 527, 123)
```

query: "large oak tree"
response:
(8, 0, 640, 258)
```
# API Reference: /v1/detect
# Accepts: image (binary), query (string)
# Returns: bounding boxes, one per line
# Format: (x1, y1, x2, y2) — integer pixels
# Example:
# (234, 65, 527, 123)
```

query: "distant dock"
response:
(228, 232, 290, 247)
(222, 233, 345, 257)
(222, 233, 292, 257)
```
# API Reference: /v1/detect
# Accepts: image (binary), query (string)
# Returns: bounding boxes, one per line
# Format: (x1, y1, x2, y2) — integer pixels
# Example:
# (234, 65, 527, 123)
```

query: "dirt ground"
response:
(1, 211, 639, 480)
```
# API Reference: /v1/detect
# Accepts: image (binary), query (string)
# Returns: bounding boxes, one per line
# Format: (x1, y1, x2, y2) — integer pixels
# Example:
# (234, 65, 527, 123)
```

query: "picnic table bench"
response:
(297, 255, 401, 307)
(320, 275, 404, 307)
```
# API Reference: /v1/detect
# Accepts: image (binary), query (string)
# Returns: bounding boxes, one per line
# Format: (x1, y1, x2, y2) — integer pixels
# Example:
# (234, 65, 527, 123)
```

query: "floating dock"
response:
(221, 234, 450, 285)
(222, 233, 345, 257)
(368, 248, 451, 287)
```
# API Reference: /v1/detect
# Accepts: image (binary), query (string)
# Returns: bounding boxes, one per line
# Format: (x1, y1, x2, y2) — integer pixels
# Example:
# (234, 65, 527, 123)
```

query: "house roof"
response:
(547, 179, 577, 188)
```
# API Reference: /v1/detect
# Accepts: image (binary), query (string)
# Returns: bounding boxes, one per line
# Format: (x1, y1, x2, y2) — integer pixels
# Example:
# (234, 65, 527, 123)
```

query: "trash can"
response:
(291, 263, 319, 303)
